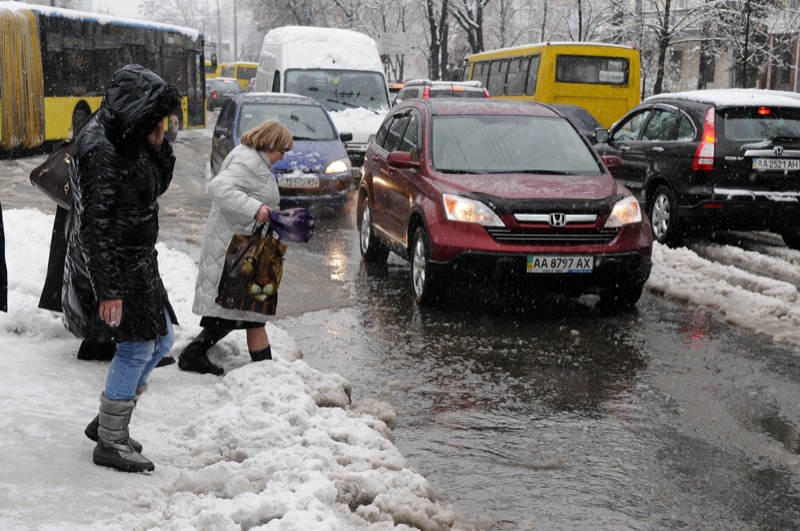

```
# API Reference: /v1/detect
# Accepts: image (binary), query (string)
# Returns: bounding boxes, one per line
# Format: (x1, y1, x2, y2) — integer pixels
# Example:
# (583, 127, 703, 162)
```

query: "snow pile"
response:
(0, 208, 486, 530)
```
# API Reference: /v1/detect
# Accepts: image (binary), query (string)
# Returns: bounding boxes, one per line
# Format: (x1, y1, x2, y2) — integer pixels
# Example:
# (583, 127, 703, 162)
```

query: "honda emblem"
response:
(775, 146, 784, 157)
(549, 213, 566, 227)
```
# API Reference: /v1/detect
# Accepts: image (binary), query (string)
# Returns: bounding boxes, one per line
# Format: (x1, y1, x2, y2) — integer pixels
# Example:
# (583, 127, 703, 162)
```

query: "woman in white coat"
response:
(179, 120, 293, 376)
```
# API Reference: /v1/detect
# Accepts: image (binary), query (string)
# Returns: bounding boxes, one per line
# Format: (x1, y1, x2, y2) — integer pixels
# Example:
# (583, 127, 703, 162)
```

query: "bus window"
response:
(526, 55, 540, 96)
(556, 55, 629, 86)
(472, 61, 490, 89)
(506, 57, 530, 96)
(487, 60, 508, 97)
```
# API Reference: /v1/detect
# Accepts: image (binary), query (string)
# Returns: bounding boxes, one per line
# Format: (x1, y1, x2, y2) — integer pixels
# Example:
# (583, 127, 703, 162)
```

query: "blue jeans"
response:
(103, 307, 175, 401)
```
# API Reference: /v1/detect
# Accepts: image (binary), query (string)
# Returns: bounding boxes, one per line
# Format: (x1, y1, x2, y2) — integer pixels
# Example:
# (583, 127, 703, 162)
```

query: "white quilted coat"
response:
(192, 144, 281, 322)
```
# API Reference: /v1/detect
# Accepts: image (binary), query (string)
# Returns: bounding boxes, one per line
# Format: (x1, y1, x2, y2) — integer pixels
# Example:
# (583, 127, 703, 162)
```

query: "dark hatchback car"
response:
(594, 89, 800, 249)
(549, 104, 603, 144)
(358, 99, 653, 307)
(208, 77, 243, 110)
(211, 93, 356, 208)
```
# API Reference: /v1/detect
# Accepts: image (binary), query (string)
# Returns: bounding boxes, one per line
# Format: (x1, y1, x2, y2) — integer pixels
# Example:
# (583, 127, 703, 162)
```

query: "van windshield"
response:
(286, 69, 389, 113)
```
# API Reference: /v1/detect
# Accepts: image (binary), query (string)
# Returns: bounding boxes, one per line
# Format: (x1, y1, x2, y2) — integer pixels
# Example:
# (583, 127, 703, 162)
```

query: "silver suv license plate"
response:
(527, 256, 593, 274)
(752, 158, 800, 171)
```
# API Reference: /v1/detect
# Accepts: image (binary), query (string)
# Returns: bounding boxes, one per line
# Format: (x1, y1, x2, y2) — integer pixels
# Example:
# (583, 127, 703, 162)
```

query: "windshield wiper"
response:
(326, 98, 379, 114)
(516, 169, 575, 175)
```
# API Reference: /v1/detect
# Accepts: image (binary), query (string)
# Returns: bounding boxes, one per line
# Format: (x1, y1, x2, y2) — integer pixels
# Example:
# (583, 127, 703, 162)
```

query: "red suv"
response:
(358, 99, 653, 307)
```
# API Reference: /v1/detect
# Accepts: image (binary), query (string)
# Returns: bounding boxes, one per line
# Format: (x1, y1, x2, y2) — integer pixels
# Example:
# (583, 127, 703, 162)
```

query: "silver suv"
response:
(393, 79, 489, 105)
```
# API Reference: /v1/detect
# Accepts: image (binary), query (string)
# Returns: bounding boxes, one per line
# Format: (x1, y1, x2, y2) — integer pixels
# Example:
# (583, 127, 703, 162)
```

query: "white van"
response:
(254, 26, 390, 166)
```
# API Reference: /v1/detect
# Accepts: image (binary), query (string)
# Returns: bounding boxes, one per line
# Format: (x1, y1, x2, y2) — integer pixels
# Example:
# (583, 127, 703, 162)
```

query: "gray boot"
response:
(92, 394, 154, 473)
(84, 385, 146, 452)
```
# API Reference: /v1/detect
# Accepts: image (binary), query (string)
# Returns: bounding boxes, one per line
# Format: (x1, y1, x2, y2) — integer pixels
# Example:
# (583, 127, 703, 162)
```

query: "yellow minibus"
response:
(220, 61, 258, 91)
(465, 42, 641, 128)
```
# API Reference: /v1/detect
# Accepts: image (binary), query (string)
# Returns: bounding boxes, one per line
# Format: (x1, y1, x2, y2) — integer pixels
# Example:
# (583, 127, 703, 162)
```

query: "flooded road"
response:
(5, 127, 800, 529)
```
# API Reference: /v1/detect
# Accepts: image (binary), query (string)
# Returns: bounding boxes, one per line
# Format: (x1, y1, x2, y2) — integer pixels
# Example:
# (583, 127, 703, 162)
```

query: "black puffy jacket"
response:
(62, 65, 181, 342)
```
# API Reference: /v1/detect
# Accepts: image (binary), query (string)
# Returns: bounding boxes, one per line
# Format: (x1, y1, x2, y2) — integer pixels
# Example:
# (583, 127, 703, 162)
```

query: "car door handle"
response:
(651, 147, 664, 153)
(620, 146, 631, 152)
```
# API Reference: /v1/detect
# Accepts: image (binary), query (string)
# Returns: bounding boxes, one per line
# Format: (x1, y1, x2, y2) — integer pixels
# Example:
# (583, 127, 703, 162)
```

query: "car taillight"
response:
(483, 88, 491, 98)
(212, 91, 218, 98)
(692, 107, 716, 171)
(422, 86, 431, 98)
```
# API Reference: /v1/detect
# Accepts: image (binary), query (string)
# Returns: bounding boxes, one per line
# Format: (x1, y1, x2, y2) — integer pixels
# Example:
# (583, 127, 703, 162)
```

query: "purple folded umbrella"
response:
(268, 207, 315, 243)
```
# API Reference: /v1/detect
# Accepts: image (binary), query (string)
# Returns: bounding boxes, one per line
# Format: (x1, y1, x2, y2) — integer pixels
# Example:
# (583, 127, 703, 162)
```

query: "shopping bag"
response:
(215, 223, 288, 316)
(267, 207, 315, 243)
(29, 139, 75, 210)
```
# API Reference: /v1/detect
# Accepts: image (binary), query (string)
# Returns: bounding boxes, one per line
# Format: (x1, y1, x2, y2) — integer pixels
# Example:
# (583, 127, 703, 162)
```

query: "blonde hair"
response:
(240, 119, 293, 153)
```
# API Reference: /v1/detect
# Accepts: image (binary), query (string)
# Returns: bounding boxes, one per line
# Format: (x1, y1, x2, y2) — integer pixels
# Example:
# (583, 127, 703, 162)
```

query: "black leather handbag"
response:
(29, 140, 74, 210)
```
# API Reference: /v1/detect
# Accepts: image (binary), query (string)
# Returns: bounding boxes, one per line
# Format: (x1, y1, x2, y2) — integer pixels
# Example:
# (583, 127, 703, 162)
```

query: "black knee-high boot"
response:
(177, 327, 230, 376)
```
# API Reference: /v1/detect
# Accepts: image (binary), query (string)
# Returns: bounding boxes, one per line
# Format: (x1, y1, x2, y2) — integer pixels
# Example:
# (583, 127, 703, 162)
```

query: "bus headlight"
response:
(604, 196, 642, 228)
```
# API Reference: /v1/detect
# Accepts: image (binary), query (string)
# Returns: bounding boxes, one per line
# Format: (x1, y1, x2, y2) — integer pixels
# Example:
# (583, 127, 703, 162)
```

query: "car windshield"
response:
(213, 81, 241, 92)
(722, 108, 800, 141)
(431, 114, 601, 174)
(285, 69, 390, 113)
(429, 87, 486, 99)
(238, 103, 337, 141)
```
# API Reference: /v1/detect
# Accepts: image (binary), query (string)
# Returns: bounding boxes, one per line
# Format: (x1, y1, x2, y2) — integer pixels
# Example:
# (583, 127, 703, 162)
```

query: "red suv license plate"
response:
(752, 158, 800, 171)
(527, 256, 593, 274)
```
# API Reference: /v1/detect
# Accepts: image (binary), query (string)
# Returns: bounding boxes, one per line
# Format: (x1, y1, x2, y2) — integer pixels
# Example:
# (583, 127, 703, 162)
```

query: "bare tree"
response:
(141, 0, 212, 33)
(422, 0, 452, 80)
(449, 0, 490, 53)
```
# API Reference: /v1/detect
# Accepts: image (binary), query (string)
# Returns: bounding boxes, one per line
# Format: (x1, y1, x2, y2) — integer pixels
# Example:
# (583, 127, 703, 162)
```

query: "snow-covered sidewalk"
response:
(0, 208, 483, 530)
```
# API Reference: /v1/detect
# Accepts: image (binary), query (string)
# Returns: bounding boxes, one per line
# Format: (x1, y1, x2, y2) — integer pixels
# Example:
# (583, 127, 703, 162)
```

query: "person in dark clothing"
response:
(39, 205, 174, 364)
(0, 200, 7, 313)
(63, 65, 181, 473)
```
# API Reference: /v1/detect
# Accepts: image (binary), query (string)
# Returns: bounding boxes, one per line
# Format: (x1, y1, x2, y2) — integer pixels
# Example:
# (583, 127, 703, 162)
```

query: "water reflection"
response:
(355, 262, 649, 416)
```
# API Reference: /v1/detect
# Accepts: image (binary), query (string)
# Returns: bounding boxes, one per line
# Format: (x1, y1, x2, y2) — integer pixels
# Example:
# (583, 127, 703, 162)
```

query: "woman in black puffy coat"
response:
(62, 65, 181, 473)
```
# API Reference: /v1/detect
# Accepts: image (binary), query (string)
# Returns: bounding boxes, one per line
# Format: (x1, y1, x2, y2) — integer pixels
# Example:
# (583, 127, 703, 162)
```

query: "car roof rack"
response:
(404, 79, 483, 88)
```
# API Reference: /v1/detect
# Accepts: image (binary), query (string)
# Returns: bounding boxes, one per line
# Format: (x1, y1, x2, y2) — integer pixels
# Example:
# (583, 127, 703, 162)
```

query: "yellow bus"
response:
(205, 60, 221, 80)
(219, 61, 258, 91)
(0, 1, 207, 153)
(465, 42, 641, 128)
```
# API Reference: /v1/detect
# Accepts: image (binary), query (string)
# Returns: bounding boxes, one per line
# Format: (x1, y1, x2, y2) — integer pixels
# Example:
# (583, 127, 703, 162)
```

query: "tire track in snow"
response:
(646, 242, 800, 348)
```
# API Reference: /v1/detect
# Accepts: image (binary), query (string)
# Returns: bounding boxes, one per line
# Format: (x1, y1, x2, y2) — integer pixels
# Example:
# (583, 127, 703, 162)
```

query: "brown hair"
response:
(240, 120, 293, 153)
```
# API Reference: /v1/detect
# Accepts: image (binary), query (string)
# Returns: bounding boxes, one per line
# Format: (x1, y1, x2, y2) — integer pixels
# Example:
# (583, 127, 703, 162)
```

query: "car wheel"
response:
(599, 282, 644, 311)
(648, 185, 684, 247)
(359, 197, 389, 263)
(410, 226, 446, 306)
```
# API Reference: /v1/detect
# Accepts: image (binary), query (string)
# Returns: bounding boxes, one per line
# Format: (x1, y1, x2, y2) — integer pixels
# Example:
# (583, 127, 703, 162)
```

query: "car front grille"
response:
(486, 227, 620, 245)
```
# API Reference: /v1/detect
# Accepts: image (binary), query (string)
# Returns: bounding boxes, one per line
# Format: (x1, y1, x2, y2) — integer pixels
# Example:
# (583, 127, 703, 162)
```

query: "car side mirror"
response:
(386, 151, 420, 169)
(594, 128, 609, 143)
(601, 155, 622, 172)
(340, 132, 353, 143)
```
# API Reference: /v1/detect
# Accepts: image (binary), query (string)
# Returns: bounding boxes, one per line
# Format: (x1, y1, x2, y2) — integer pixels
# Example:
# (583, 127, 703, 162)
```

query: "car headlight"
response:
(604, 196, 642, 228)
(442, 193, 504, 227)
(325, 158, 350, 174)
